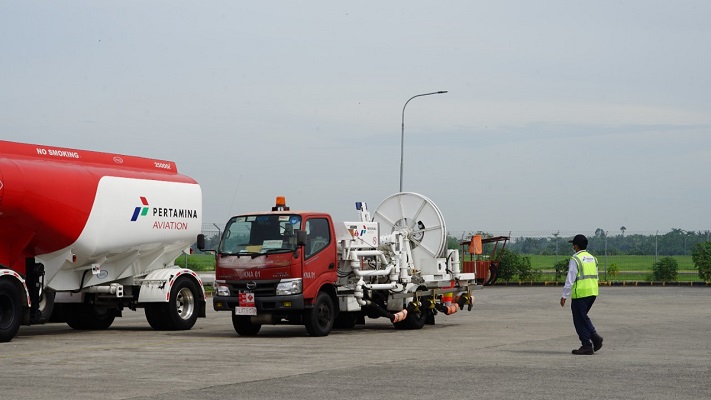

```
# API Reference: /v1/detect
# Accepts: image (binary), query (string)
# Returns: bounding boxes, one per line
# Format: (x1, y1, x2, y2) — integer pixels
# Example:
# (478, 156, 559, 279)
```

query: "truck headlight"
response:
(214, 281, 230, 297)
(276, 278, 302, 295)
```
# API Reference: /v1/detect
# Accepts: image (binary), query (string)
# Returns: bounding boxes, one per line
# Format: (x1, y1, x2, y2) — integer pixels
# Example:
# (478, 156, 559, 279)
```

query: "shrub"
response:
(692, 242, 711, 281)
(498, 249, 534, 281)
(517, 256, 534, 281)
(497, 250, 517, 282)
(652, 257, 678, 281)
(554, 259, 569, 281)
(606, 263, 619, 281)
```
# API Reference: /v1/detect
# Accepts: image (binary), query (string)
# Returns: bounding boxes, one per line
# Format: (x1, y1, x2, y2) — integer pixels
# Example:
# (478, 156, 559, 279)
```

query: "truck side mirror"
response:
(196, 234, 206, 251)
(295, 230, 307, 247)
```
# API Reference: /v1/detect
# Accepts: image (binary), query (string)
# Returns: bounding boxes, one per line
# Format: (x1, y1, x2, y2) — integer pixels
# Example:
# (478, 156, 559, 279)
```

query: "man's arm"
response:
(560, 258, 578, 307)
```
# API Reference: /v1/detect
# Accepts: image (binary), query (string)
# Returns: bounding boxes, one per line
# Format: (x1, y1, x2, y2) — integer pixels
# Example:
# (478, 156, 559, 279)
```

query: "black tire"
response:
(485, 263, 498, 286)
(0, 280, 23, 342)
(394, 301, 428, 330)
(144, 303, 168, 330)
(39, 287, 55, 322)
(49, 303, 68, 323)
(145, 277, 200, 331)
(232, 315, 261, 336)
(393, 310, 428, 330)
(333, 311, 360, 329)
(65, 304, 116, 330)
(304, 292, 334, 337)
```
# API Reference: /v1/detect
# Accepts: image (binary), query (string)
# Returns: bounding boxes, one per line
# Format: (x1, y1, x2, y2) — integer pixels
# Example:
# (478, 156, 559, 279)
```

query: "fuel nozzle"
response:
(456, 292, 474, 311)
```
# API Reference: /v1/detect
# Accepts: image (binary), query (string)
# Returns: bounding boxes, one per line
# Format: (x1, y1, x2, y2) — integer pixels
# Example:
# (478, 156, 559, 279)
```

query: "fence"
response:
(199, 225, 707, 278)
(451, 229, 709, 278)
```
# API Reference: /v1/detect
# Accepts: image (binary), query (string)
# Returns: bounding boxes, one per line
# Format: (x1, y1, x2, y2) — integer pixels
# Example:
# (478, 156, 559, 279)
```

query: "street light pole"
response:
(400, 90, 448, 192)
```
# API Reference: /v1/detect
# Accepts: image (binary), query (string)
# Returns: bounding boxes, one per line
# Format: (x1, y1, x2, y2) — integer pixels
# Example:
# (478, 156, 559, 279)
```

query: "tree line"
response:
(446, 230, 711, 282)
(500, 229, 711, 256)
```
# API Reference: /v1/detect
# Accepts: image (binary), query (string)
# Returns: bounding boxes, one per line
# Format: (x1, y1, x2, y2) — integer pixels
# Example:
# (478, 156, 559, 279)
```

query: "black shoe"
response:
(572, 346, 594, 355)
(591, 334, 603, 352)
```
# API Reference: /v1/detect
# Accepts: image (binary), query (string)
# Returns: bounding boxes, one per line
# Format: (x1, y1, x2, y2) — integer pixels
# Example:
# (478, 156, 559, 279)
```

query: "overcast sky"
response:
(2, 1, 709, 238)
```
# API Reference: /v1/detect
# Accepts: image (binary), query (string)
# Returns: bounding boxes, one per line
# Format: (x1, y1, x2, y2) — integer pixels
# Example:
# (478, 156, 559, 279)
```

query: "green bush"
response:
(692, 242, 711, 281)
(607, 263, 620, 281)
(497, 251, 516, 282)
(652, 257, 678, 281)
(498, 249, 534, 281)
(554, 259, 569, 281)
(517, 256, 535, 281)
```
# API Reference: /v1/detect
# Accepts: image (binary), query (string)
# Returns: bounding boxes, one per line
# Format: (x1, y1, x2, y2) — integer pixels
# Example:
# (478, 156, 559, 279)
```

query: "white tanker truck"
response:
(0, 140, 206, 342)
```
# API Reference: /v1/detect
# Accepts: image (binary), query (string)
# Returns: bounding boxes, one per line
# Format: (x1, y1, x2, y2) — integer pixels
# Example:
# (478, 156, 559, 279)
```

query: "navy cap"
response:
(568, 234, 588, 248)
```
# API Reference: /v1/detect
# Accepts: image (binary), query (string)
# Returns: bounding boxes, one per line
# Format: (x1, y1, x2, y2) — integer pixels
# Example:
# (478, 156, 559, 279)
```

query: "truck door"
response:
(302, 217, 335, 298)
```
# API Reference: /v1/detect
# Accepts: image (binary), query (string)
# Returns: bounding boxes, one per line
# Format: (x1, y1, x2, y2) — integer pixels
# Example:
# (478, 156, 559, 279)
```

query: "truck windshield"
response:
(219, 214, 302, 255)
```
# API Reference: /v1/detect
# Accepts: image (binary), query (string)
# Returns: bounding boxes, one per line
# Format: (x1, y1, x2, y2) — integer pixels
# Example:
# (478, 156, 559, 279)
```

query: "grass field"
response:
(173, 253, 216, 271)
(525, 254, 701, 282)
(525, 254, 695, 271)
(174, 253, 703, 282)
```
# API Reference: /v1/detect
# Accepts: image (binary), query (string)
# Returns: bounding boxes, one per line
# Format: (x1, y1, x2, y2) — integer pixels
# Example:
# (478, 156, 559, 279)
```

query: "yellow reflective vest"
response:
(571, 250, 599, 299)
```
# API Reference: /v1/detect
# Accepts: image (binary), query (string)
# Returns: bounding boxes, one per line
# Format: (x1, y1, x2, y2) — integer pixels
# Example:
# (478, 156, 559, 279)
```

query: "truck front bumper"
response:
(213, 294, 305, 312)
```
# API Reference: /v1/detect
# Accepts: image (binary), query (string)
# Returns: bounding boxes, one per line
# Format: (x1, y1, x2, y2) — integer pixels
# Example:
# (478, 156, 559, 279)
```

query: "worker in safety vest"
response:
(560, 234, 603, 355)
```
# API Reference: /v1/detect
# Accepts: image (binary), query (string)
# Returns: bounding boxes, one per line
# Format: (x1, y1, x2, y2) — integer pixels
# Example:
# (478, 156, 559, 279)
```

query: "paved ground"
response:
(1, 286, 710, 400)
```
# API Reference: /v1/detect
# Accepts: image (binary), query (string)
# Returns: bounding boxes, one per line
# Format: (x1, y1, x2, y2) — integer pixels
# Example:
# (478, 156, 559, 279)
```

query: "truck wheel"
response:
(304, 292, 334, 337)
(232, 315, 261, 336)
(40, 288, 55, 321)
(144, 303, 168, 330)
(394, 309, 428, 330)
(394, 300, 429, 330)
(65, 304, 116, 330)
(0, 280, 23, 342)
(333, 311, 360, 329)
(146, 277, 200, 331)
(49, 303, 68, 323)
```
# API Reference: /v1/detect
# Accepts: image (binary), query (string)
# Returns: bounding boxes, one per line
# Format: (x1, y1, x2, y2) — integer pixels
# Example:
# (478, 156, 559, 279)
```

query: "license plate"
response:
(235, 307, 257, 316)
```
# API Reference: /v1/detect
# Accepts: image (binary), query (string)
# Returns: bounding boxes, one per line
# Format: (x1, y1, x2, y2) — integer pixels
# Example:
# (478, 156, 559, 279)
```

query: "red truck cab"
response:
(203, 197, 339, 336)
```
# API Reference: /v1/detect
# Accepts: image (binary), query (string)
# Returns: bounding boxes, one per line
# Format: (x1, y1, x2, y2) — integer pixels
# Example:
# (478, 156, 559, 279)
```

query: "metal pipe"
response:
(84, 283, 124, 297)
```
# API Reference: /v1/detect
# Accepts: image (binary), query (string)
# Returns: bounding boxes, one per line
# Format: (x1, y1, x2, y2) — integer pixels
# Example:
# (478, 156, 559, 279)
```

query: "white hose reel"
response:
(372, 192, 448, 262)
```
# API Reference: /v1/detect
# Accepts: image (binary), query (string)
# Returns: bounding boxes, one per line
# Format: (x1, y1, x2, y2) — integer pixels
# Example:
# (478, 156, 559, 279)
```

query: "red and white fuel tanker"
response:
(0, 140, 205, 342)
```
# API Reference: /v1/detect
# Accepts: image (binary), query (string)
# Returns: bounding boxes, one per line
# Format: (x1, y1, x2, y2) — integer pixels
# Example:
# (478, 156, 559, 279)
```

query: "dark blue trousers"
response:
(571, 296, 597, 347)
